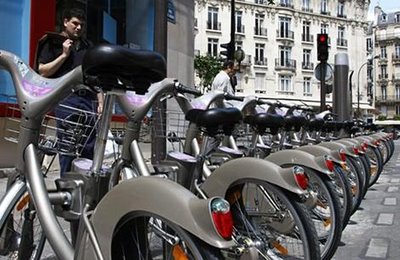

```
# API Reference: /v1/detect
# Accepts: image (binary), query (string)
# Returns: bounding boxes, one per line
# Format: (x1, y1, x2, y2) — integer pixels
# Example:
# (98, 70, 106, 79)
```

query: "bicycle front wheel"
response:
(0, 181, 45, 260)
(111, 212, 222, 259)
(227, 180, 321, 260)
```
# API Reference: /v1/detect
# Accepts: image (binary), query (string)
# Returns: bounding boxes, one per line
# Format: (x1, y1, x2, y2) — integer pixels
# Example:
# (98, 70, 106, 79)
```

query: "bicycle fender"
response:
(201, 157, 307, 197)
(265, 150, 333, 176)
(297, 145, 343, 164)
(78, 177, 235, 260)
(318, 141, 359, 158)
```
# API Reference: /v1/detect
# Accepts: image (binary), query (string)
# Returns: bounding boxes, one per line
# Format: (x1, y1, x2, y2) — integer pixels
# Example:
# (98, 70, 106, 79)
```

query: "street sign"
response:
(315, 63, 333, 81)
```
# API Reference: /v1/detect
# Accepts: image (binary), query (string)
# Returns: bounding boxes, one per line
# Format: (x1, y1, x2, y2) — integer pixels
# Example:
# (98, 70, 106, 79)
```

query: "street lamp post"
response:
(357, 54, 379, 118)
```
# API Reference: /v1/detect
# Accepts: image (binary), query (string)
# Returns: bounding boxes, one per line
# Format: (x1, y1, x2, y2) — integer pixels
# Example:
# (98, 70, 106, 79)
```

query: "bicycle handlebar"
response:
(174, 82, 202, 97)
(224, 93, 244, 101)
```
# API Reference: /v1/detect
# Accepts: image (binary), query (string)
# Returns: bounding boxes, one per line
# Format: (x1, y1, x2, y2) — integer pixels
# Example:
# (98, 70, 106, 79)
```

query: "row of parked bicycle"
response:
(0, 44, 394, 260)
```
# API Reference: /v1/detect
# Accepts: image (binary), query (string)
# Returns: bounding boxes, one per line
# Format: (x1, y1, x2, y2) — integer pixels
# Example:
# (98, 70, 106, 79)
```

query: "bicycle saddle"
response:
(243, 113, 284, 135)
(82, 44, 166, 94)
(307, 118, 325, 131)
(186, 108, 242, 136)
(284, 115, 307, 132)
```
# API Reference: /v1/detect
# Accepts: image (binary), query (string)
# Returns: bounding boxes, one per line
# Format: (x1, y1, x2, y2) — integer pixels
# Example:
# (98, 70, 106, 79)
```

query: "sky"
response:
(368, 0, 400, 20)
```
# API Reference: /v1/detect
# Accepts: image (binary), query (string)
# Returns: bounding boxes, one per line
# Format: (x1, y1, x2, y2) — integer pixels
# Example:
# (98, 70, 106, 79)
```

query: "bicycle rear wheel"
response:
(111, 212, 222, 259)
(0, 181, 45, 260)
(227, 180, 321, 260)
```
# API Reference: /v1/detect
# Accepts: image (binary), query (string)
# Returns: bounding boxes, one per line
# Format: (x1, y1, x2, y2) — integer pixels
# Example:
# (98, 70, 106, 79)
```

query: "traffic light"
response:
(220, 41, 235, 61)
(317, 33, 329, 61)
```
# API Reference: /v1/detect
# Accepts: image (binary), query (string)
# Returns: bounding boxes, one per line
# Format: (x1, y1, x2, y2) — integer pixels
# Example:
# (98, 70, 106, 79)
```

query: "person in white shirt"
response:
(211, 60, 236, 95)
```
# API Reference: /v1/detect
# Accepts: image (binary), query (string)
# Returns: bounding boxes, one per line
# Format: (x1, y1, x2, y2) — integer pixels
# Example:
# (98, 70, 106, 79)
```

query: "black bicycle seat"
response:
(307, 118, 324, 131)
(244, 113, 284, 135)
(82, 44, 166, 94)
(284, 115, 307, 132)
(186, 108, 242, 136)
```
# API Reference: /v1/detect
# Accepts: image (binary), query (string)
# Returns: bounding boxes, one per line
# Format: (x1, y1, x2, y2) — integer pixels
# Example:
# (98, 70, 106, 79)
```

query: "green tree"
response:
(194, 55, 222, 92)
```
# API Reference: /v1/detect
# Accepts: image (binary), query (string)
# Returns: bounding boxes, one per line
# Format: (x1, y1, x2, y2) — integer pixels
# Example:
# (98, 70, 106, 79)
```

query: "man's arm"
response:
(38, 39, 73, 77)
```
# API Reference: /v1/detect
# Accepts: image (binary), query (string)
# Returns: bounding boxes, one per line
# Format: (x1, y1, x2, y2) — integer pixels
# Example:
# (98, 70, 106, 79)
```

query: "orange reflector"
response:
(16, 194, 30, 211)
(323, 218, 332, 227)
(272, 241, 289, 256)
(172, 245, 189, 260)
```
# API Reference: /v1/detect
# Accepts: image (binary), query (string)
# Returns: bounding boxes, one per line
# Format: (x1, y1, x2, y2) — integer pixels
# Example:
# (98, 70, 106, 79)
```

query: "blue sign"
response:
(167, 0, 176, 23)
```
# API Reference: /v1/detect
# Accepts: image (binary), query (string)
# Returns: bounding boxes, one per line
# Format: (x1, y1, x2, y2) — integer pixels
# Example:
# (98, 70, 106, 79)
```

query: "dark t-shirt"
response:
(37, 35, 91, 78)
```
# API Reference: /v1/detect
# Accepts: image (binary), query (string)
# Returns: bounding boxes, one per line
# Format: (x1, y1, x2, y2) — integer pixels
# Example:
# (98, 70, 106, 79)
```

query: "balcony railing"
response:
(337, 38, 348, 47)
(375, 32, 400, 41)
(337, 13, 347, 18)
(302, 62, 314, 70)
(376, 95, 400, 103)
(302, 34, 314, 43)
(206, 21, 221, 31)
(254, 57, 268, 66)
(279, 2, 294, 8)
(254, 27, 267, 37)
(241, 54, 252, 66)
(276, 30, 294, 40)
(320, 10, 331, 15)
(392, 74, 400, 81)
(275, 58, 296, 70)
(378, 74, 389, 80)
(301, 7, 313, 12)
(392, 53, 400, 63)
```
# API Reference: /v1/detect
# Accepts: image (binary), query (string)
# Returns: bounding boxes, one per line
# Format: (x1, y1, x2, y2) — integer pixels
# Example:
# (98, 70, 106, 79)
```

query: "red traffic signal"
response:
(317, 33, 329, 61)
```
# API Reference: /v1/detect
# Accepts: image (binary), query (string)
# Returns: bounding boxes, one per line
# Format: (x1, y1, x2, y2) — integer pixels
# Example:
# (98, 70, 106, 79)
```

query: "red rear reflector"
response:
(211, 199, 233, 240)
(325, 157, 335, 172)
(293, 166, 308, 190)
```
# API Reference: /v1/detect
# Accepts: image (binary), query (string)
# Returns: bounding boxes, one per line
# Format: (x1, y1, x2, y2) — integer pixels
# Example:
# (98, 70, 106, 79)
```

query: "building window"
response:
(255, 43, 266, 65)
(321, 0, 329, 14)
(396, 85, 400, 100)
(381, 65, 387, 78)
(303, 49, 312, 68)
(279, 0, 293, 8)
(395, 13, 400, 23)
(396, 106, 400, 115)
(337, 1, 345, 17)
(381, 46, 387, 58)
(302, 21, 312, 41)
(302, 0, 311, 11)
(279, 46, 291, 66)
(381, 105, 387, 115)
(381, 14, 387, 22)
(338, 26, 346, 46)
(255, 73, 266, 93)
(278, 16, 292, 38)
(303, 77, 312, 96)
(255, 13, 266, 36)
(395, 44, 400, 58)
(381, 86, 387, 100)
(321, 23, 329, 34)
(279, 75, 292, 92)
(235, 11, 244, 33)
(207, 7, 219, 30)
(207, 38, 218, 56)
(366, 38, 372, 52)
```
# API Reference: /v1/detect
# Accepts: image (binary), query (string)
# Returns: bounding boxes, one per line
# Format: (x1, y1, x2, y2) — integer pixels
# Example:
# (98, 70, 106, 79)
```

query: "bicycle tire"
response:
(227, 180, 321, 260)
(302, 168, 343, 260)
(366, 146, 384, 187)
(111, 212, 222, 259)
(0, 182, 45, 260)
(346, 156, 365, 215)
(332, 165, 353, 230)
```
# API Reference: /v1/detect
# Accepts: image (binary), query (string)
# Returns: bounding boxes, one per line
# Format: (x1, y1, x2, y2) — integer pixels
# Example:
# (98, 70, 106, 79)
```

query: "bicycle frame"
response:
(0, 49, 236, 259)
